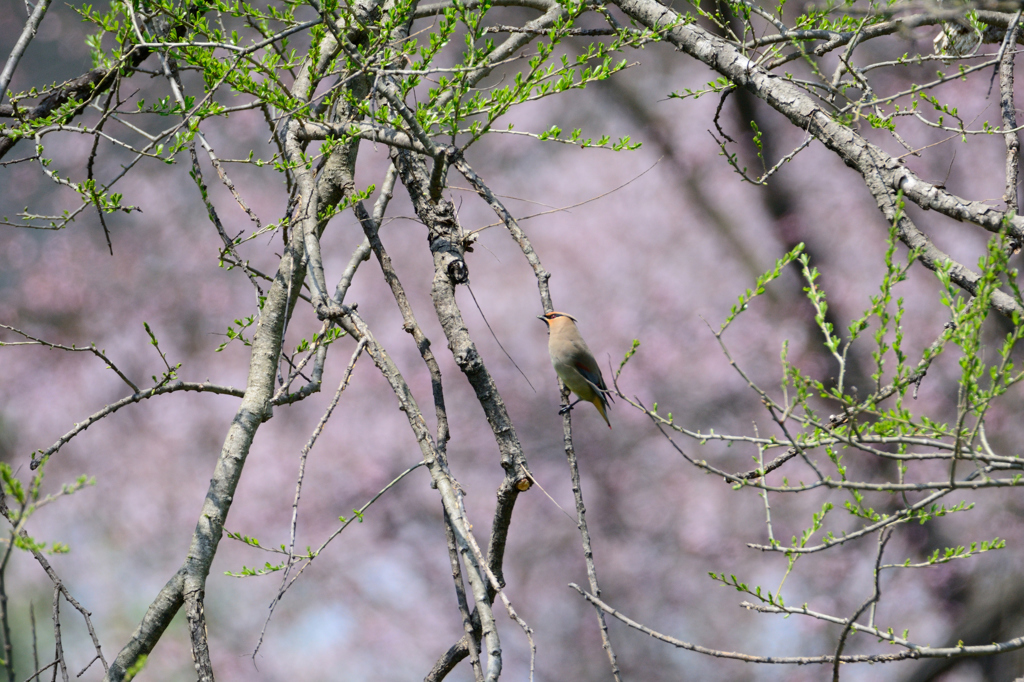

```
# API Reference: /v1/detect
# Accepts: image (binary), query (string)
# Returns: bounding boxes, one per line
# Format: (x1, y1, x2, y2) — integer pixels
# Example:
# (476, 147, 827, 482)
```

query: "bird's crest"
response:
(538, 311, 578, 324)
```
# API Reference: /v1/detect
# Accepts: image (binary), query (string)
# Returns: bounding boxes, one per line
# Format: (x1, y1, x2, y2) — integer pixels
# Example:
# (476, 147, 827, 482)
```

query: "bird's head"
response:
(537, 311, 578, 328)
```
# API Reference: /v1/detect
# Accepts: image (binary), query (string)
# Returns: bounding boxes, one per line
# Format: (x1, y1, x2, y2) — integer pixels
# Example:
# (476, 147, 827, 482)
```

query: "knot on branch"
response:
(426, 200, 459, 244)
(351, 0, 382, 27)
(453, 346, 481, 371)
(425, 199, 469, 284)
(447, 259, 469, 285)
(313, 295, 345, 321)
(441, 145, 463, 164)
(1007, 236, 1022, 257)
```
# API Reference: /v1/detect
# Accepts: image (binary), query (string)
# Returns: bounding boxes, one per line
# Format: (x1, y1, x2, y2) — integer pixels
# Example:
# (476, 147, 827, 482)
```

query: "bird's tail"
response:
(591, 396, 611, 428)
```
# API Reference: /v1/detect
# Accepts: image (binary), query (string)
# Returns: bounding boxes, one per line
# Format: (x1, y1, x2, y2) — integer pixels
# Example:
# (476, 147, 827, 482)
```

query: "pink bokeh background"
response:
(3, 1, 1024, 680)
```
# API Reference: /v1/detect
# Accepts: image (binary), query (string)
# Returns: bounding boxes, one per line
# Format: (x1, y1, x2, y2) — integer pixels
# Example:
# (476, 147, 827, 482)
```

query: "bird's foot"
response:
(558, 405, 574, 415)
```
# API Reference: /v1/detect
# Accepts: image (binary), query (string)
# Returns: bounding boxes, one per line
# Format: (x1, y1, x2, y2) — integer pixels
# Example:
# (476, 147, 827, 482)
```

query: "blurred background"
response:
(3, 0, 1024, 679)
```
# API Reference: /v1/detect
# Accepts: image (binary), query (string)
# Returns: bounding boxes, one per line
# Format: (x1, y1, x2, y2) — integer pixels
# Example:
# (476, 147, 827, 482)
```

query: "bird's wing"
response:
(574, 361, 613, 404)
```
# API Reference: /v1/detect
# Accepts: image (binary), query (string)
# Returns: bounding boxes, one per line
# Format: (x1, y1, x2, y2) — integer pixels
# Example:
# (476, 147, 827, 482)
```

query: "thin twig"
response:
(30, 381, 246, 469)
(253, 338, 367, 658)
(443, 510, 484, 682)
(831, 528, 892, 681)
(465, 283, 536, 392)
(0, 324, 139, 392)
(562, 411, 622, 681)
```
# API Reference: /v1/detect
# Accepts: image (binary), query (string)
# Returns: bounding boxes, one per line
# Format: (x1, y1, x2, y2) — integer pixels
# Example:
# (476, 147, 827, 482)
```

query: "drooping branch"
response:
(389, 143, 541, 680)
(391, 147, 533, 486)
(612, 0, 1024, 317)
(333, 307, 504, 681)
(351, 187, 452, 450)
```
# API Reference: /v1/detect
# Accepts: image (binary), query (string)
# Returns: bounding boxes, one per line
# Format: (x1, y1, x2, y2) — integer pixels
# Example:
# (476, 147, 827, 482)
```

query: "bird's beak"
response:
(537, 315, 545, 321)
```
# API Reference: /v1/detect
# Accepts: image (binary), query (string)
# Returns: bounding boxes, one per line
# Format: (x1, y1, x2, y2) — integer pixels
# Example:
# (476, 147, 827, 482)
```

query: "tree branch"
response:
(612, 0, 1024, 317)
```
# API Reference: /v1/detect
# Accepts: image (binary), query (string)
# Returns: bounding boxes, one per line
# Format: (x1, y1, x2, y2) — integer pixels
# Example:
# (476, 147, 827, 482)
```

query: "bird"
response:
(538, 311, 613, 428)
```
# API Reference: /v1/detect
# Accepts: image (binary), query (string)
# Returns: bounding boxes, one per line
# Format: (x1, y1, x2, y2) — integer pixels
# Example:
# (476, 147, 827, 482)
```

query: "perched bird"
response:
(538, 311, 613, 428)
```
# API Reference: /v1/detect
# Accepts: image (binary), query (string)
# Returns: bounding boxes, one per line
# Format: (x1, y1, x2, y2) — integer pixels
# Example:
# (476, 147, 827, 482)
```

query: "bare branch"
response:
(0, 324, 139, 393)
(252, 338, 367, 657)
(1000, 13, 1023, 213)
(561, 415, 622, 681)
(30, 381, 246, 469)
(0, 0, 53, 108)
(831, 529, 892, 681)
(334, 307, 504, 681)
(613, 0, 1024, 316)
